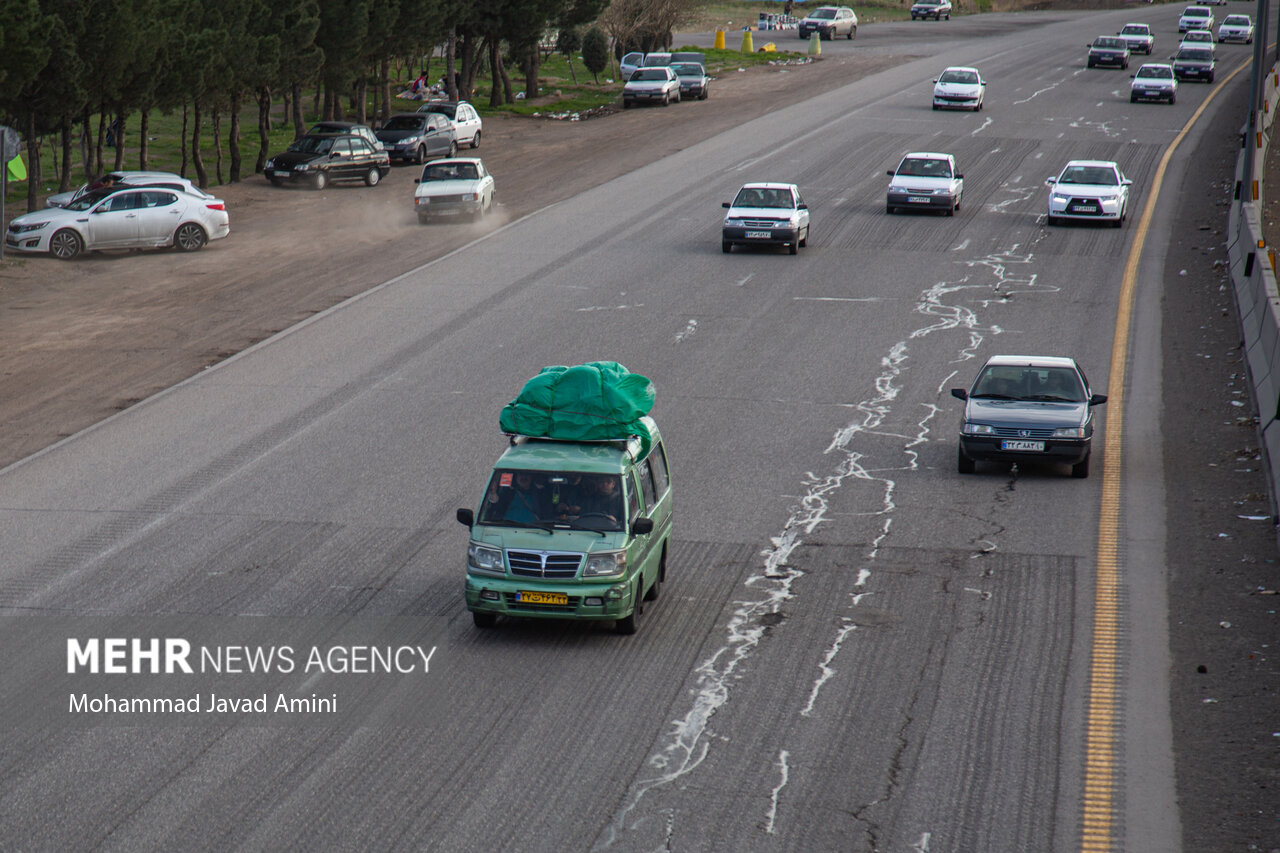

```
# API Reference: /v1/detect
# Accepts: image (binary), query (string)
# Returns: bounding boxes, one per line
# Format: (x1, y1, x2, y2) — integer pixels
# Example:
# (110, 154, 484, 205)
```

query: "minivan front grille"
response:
(507, 550, 583, 578)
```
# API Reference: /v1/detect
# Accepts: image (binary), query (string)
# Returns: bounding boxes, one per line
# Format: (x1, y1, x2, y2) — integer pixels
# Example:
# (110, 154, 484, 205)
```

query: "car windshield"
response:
(1185, 7, 1209, 15)
(972, 366, 1086, 402)
(1184, 31, 1211, 39)
(938, 70, 978, 84)
(65, 189, 116, 212)
(672, 64, 703, 76)
(811, 9, 837, 18)
(897, 158, 952, 178)
(288, 136, 335, 154)
(1121, 25, 1147, 35)
(733, 187, 794, 208)
(479, 470, 625, 532)
(1093, 38, 1125, 48)
(1178, 49, 1212, 60)
(1136, 66, 1172, 79)
(420, 162, 478, 181)
(383, 115, 426, 131)
(632, 69, 670, 81)
(1059, 165, 1118, 185)
(1224, 16, 1248, 24)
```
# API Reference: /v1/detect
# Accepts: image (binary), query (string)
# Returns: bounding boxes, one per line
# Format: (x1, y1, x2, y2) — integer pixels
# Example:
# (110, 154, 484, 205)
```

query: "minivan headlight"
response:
(467, 542, 504, 573)
(583, 551, 626, 578)
(963, 423, 995, 435)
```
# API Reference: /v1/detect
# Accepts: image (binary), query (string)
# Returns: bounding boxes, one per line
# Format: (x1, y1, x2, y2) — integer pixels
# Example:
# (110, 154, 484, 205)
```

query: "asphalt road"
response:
(0, 9, 1272, 852)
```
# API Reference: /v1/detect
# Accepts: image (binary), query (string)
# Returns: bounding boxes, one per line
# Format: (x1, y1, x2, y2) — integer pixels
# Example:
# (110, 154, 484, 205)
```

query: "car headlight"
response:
(583, 551, 626, 578)
(295, 163, 310, 171)
(1052, 194, 1070, 204)
(465, 192, 478, 201)
(963, 423, 995, 435)
(402, 136, 420, 145)
(265, 159, 274, 169)
(888, 185, 905, 194)
(1052, 427, 1086, 438)
(467, 542, 504, 573)
(725, 218, 746, 227)
(11, 221, 48, 233)
(932, 188, 951, 196)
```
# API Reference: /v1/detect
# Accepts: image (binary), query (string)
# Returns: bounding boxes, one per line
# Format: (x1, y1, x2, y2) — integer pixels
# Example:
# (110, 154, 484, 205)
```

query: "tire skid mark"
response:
(598, 244, 1038, 847)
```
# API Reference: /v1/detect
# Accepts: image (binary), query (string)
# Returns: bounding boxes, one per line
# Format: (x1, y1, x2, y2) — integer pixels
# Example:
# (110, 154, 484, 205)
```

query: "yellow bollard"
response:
(714, 29, 725, 50)
(741, 29, 754, 53)
(807, 32, 821, 56)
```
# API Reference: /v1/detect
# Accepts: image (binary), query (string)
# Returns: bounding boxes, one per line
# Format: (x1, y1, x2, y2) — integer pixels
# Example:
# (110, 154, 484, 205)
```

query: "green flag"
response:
(7, 155, 26, 182)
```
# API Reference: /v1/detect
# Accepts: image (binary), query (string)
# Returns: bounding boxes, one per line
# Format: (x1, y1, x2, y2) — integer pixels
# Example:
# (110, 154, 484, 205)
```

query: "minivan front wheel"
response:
(615, 580, 643, 635)
(473, 611, 497, 628)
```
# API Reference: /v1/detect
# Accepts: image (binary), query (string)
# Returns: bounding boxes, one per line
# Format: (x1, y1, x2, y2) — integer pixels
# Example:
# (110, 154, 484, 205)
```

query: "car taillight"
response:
(206, 203, 225, 211)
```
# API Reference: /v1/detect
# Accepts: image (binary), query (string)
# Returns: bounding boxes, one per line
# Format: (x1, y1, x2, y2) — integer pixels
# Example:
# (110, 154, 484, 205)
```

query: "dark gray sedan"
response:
(671, 62, 709, 100)
(951, 355, 1107, 478)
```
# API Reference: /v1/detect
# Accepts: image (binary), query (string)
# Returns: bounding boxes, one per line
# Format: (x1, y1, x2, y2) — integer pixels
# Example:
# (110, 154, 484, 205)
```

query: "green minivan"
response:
(456, 416, 673, 634)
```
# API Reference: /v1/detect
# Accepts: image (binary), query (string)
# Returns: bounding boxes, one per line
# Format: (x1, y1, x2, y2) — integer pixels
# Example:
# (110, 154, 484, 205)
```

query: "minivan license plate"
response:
(1001, 439, 1045, 451)
(517, 590, 569, 605)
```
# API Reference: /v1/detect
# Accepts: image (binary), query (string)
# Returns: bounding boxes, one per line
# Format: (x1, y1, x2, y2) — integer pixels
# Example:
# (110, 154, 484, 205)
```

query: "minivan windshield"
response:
(479, 470, 625, 532)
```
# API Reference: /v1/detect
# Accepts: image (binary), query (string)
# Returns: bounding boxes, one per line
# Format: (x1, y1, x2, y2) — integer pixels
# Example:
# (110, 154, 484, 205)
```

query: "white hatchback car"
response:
(1045, 160, 1131, 227)
(413, 157, 495, 222)
(6, 185, 229, 259)
(417, 101, 482, 148)
(932, 66, 985, 111)
(1218, 14, 1255, 43)
(45, 170, 214, 209)
(886, 152, 964, 215)
(1130, 63, 1178, 103)
(721, 183, 810, 255)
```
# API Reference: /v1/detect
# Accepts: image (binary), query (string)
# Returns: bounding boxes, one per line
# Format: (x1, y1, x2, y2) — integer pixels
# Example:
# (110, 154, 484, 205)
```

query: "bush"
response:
(581, 27, 609, 83)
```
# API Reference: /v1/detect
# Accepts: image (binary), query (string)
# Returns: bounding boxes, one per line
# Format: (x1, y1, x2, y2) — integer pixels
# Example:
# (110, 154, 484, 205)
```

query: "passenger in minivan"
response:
(484, 471, 545, 524)
(577, 475, 624, 524)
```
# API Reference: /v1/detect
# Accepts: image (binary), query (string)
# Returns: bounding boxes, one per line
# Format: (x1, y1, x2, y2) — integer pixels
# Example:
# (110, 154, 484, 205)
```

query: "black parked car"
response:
(307, 121, 383, 151)
(375, 113, 457, 164)
(264, 134, 391, 190)
(951, 355, 1107, 478)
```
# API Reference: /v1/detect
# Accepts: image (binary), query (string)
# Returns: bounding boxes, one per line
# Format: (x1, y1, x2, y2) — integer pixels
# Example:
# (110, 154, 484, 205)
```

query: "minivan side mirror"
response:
(1089, 394, 1109, 406)
(951, 388, 968, 400)
(631, 516, 654, 535)
(456, 508, 474, 527)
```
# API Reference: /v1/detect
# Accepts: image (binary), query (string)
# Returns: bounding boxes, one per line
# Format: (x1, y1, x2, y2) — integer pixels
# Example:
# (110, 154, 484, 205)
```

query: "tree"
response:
(556, 26, 580, 84)
(581, 26, 608, 84)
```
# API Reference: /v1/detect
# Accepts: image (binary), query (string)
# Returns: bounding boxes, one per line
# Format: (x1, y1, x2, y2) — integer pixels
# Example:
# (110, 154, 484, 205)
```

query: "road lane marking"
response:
(1081, 58, 1250, 853)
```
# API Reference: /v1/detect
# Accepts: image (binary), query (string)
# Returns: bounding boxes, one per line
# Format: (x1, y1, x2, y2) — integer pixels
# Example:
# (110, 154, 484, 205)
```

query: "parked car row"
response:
(623, 61, 712, 107)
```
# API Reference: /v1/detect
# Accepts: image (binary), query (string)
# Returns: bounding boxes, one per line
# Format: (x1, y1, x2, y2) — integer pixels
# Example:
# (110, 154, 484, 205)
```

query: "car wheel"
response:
(789, 241, 798, 255)
(976, 100, 983, 111)
(269, 176, 283, 187)
(364, 167, 381, 187)
(886, 204, 896, 214)
(957, 447, 976, 474)
(722, 240, 732, 253)
(954, 194, 961, 212)
(414, 145, 426, 165)
(1088, 60, 1095, 68)
(1169, 92, 1176, 104)
(849, 26, 855, 39)
(700, 88, 708, 100)
(312, 171, 327, 191)
(615, 580, 642, 635)
(932, 103, 939, 110)
(644, 566, 661, 601)
(473, 611, 497, 628)
(50, 228, 83, 260)
(470, 130, 480, 149)
(447, 141, 457, 158)
(1071, 454, 1090, 479)
(1130, 93, 1138, 103)
(799, 226, 808, 248)
(1122, 59, 1129, 69)
(662, 94, 670, 106)
(1047, 214, 1060, 226)
(946, 202, 955, 217)
(173, 223, 207, 252)
(623, 101, 632, 109)
(417, 213, 430, 225)
(1208, 73, 1215, 83)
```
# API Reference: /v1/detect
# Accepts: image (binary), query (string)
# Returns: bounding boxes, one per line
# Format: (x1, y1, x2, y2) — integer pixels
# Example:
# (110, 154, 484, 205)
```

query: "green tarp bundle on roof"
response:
(499, 361, 655, 455)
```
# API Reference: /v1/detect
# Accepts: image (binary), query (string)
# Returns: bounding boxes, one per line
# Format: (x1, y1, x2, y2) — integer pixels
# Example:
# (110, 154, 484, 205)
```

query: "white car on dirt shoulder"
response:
(416, 100, 482, 149)
(413, 157, 495, 222)
(6, 185, 229, 259)
(1045, 160, 1131, 227)
(885, 152, 964, 215)
(623, 67, 681, 107)
(932, 67, 986, 111)
(45, 170, 214, 209)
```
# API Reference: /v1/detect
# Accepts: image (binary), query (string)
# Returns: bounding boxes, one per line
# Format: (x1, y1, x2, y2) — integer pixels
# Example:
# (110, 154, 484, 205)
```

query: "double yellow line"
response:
(1081, 59, 1252, 851)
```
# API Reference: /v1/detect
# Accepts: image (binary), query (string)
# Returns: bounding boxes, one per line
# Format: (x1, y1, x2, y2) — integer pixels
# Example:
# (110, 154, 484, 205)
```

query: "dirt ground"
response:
(0, 51, 910, 469)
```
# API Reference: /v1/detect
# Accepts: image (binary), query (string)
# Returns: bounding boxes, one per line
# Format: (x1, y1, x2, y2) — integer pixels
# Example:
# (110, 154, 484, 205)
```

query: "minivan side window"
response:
(638, 457, 657, 509)
(627, 472, 641, 523)
(649, 443, 670, 496)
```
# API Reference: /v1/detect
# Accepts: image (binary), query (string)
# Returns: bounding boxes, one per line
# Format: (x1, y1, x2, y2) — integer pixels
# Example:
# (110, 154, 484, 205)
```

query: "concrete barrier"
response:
(1226, 66, 1280, 533)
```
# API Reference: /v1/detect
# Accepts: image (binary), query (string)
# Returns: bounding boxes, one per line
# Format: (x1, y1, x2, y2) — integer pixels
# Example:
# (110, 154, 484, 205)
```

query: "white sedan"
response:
(623, 67, 681, 108)
(1218, 15, 1255, 43)
(1045, 160, 1131, 227)
(46, 170, 214, 208)
(886, 152, 964, 215)
(1130, 63, 1178, 103)
(413, 157, 495, 222)
(6, 185, 229, 259)
(932, 66, 985, 111)
(1179, 29, 1215, 51)
(417, 100, 483, 149)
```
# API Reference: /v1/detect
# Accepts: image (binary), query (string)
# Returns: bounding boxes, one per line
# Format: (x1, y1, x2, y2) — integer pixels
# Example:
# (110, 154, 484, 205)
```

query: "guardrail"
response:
(1226, 65, 1280, 534)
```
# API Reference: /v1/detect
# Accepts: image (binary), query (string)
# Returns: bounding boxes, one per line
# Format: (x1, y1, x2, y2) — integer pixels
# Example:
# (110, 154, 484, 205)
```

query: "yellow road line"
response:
(1082, 60, 1252, 851)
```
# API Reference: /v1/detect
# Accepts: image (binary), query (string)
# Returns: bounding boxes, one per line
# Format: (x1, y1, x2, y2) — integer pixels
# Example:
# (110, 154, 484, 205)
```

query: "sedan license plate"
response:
(1068, 202, 1098, 213)
(273, 171, 292, 178)
(516, 590, 569, 605)
(1001, 439, 1045, 451)
(907, 197, 930, 203)
(745, 230, 771, 239)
